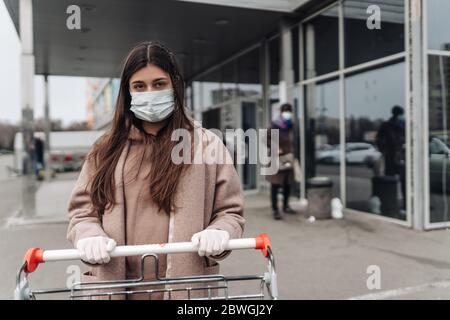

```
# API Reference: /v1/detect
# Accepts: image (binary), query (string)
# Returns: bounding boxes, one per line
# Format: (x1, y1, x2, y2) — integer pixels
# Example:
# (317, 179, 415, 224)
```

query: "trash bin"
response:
(371, 175, 399, 218)
(306, 177, 333, 219)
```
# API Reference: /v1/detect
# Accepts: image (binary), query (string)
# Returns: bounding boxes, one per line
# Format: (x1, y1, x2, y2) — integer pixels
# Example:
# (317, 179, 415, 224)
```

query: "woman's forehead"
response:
(130, 64, 170, 82)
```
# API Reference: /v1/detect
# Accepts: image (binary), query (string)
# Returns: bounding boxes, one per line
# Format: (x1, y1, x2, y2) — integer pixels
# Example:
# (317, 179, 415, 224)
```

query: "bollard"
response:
(371, 175, 400, 218)
(306, 177, 333, 219)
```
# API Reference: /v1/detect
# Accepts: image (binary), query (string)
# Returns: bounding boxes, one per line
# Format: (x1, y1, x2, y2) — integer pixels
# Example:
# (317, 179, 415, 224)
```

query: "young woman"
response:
(67, 41, 245, 299)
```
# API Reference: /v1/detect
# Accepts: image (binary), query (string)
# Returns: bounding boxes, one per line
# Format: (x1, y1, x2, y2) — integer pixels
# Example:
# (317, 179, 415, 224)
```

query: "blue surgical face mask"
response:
(130, 88, 175, 123)
(281, 111, 292, 121)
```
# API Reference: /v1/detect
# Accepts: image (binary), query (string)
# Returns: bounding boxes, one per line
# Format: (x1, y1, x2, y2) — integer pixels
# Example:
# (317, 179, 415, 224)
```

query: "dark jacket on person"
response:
(376, 117, 405, 175)
(264, 118, 300, 185)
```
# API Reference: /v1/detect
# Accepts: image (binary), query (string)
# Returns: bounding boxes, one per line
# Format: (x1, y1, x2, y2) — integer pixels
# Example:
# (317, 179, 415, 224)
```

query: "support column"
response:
(410, 0, 426, 230)
(279, 18, 295, 104)
(304, 23, 317, 179)
(259, 39, 271, 193)
(19, 0, 36, 217)
(299, 24, 306, 199)
(260, 39, 270, 129)
(43, 74, 51, 181)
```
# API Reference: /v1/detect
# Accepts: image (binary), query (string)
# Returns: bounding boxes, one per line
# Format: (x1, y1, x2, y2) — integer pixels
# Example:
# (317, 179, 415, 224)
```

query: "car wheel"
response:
(364, 156, 374, 167)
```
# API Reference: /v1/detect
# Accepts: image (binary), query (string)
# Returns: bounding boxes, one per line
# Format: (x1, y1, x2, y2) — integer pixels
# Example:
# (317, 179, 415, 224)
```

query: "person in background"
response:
(376, 105, 406, 210)
(266, 103, 300, 220)
(34, 137, 44, 179)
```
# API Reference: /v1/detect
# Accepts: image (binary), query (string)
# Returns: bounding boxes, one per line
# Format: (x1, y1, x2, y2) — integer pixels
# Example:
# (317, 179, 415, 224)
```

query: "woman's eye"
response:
(156, 81, 170, 89)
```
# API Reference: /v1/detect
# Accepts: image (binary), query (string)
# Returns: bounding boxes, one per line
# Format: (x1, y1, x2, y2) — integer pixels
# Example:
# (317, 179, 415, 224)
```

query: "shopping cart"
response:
(15, 233, 278, 300)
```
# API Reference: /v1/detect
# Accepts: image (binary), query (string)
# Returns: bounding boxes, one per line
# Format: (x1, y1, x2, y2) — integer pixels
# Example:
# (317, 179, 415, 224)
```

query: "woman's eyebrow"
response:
(152, 77, 168, 82)
(130, 80, 145, 85)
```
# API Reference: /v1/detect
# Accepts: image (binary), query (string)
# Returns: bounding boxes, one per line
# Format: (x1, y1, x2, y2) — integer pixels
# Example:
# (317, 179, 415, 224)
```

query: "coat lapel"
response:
(100, 140, 131, 283)
(163, 163, 208, 299)
(97, 128, 216, 299)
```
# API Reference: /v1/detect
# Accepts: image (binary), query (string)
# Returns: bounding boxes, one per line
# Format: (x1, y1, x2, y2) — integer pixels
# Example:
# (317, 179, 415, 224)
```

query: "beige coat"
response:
(66, 122, 245, 299)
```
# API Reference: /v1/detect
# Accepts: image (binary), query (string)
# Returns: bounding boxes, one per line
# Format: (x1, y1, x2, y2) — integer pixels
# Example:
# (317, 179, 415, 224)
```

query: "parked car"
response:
(346, 142, 381, 166)
(316, 142, 381, 165)
(316, 144, 341, 164)
(429, 136, 450, 194)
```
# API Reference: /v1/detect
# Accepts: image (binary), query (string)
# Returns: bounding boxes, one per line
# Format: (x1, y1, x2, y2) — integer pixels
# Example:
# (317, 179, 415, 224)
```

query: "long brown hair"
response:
(88, 41, 194, 216)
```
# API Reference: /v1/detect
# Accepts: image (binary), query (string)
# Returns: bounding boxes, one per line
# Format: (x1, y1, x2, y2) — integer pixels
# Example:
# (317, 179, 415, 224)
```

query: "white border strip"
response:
(348, 280, 450, 300)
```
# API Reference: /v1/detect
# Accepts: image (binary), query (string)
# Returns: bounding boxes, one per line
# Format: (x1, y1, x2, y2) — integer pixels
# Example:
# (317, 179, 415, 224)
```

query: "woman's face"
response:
(129, 64, 173, 93)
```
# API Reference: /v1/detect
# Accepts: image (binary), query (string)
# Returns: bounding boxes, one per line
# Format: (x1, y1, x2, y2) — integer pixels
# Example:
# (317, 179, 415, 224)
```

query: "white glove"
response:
(76, 236, 117, 264)
(191, 229, 230, 257)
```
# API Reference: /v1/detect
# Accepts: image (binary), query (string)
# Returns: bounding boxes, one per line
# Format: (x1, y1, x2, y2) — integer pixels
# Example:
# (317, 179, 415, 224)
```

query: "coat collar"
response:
(128, 124, 164, 143)
(128, 125, 145, 142)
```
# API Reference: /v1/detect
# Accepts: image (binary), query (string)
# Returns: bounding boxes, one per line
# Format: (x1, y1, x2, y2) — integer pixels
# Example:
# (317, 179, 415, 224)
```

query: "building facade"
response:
(88, 0, 449, 230)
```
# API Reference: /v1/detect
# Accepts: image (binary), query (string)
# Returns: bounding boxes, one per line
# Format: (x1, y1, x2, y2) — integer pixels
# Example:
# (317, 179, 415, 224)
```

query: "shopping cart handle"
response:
(22, 233, 272, 273)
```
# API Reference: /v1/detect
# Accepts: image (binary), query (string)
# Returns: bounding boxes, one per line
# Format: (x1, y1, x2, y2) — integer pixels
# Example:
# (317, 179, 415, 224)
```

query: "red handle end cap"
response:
(24, 248, 44, 273)
(255, 233, 271, 257)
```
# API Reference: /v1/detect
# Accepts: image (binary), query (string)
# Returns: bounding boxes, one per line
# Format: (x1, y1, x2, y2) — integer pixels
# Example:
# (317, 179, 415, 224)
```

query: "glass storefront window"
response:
(195, 69, 222, 111)
(185, 84, 193, 112)
(299, 2, 409, 223)
(303, 5, 339, 79)
(304, 77, 341, 198)
(428, 55, 450, 223)
(427, 0, 450, 51)
(192, 45, 262, 191)
(237, 48, 262, 99)
(269, 36, 280, 85)
(192, 81, 202, 118)
(345, 61, 406, 220)
(237, 48, 261, 191)
(220, 61, 238, 104)
(193, 60, 237, 115)
(343, 0, 404, 67)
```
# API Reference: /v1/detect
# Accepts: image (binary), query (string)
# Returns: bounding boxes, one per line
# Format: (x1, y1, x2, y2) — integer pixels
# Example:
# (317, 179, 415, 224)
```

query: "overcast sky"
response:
(0, 1, 88, 126)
